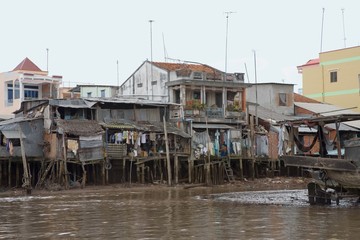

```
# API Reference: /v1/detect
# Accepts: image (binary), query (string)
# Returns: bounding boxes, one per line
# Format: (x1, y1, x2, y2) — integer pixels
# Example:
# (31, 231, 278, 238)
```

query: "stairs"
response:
(223, 157, 235, 183)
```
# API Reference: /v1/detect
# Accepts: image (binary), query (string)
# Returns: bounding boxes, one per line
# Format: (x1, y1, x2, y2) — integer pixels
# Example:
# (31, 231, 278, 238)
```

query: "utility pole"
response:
(149, 20, 154, 100)
(253, 50, 258, 126)
(320, 8, 325, 52)
(46, 48, 49, 72)
(342, 8, 347, 48)
(224, 11, 236, 79)
(116, 60, 119, 96)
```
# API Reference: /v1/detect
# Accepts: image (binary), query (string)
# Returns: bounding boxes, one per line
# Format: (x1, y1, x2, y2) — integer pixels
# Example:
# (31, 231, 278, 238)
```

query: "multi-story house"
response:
(120, 60, 252, 182)
(246, 82, 295, 116)
(298, 46, 360, 112)
(69, 84, 119, 98)
(120, 60, 249, 124)
(0, 57, 62, 118)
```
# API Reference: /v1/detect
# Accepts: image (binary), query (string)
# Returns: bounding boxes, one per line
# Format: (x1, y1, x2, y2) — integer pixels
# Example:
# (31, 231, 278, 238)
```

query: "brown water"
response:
(1, 187, 360, 239)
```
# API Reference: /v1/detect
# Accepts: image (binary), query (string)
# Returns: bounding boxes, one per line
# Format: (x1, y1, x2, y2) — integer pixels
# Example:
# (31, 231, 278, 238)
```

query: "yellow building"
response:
(298, 46, 360, 112)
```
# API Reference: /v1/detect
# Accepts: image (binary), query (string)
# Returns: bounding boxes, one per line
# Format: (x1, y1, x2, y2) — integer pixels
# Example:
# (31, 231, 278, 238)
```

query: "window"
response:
(193, 91, 201, 100)
(14, 80, 20, 99)
(330, 71, 337, 83)
(100, 89, 105, 97)
(7, 83, 13, 103)
(87, 92, 92, 97)
(193, 72, 203, 80)
(279, 93, 287, 106)
(160, 73, 167, 81)
(174, 90, 180, 104)
(24, 85, 39, 100)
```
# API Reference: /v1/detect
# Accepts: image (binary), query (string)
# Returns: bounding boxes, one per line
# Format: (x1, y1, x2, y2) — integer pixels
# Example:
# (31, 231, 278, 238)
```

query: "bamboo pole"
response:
(0, 162, 2, 186)
(8, 158, 11, 188)
(163, 115, 172, 186)
(19, 128, 31, 194)
(62, 134, 69, 190)
(250, 116, 255, 181)
(174, 135, 178, 184)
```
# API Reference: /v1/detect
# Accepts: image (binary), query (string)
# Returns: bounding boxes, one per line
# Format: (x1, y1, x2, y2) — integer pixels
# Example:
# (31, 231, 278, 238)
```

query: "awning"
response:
(192, 123, 235, 129)
(1, 130, 26, 139)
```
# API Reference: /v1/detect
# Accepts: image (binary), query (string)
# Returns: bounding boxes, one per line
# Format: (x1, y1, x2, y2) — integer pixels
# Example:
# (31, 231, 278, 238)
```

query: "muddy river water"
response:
(1, 186, 360, 239)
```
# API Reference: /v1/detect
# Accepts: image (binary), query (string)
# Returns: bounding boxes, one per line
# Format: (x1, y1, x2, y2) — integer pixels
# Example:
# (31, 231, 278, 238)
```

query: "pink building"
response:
(0, 58, 62, 118)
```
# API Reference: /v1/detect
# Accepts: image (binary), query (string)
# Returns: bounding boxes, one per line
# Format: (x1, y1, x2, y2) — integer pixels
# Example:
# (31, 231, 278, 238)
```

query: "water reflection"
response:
(1, 187, 360, 239)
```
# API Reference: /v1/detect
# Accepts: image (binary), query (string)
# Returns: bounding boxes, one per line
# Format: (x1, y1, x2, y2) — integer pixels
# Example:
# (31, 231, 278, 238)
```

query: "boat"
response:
(279, 114, 360, 205)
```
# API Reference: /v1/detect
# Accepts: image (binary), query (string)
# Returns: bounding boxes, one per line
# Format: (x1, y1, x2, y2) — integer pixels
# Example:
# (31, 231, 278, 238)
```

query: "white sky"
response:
(1, 0, 359, 92)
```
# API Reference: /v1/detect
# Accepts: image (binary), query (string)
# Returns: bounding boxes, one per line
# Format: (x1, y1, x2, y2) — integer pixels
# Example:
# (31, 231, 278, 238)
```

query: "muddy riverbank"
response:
(0, 177, 311, 198)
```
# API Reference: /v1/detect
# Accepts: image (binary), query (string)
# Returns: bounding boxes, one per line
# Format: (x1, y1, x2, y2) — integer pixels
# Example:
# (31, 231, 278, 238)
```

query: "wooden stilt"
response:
(19, 128, 31, 194)
(122, 159, 126, 183)
(141, 163, 145, 183)
(239, 127, 244, 180)
(136, 159, 140, 183)
(81, 163, 86, 188)
(175, 155, 179, 185)
(102, 161, 105, 185)
(92, 164, 96, 185)
(8, 158, 12, 188)
(31, 163, 35, 186)
(16, 163, 20, 188)
(62, 134, 69, 190)
(163, 116, 172, 186)
(250, 116, 255, 181)
(105, 161, 109, 185)
(0, 162, 2, 187)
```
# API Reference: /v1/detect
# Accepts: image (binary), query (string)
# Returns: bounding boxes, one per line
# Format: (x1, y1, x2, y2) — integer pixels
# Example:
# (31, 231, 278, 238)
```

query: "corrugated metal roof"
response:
(295, 102, 358, 116)
(56, 119, 104, 136)
(101, 120, 191, 138)
(295, 102, 360, 129)
(248, 105, 295, 122)
(84, 97, 175, 106)
(192, 123, 235, 129)
(152, 62, 222, 74)
(49, 99, 97, 108)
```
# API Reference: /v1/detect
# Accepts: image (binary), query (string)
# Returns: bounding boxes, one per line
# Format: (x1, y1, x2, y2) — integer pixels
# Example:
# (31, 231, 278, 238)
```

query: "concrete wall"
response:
(246, 83, 294, 115)
(80, 86, 117, 98)
(121, 62, 168, 102)
(302, 46, 360, 112)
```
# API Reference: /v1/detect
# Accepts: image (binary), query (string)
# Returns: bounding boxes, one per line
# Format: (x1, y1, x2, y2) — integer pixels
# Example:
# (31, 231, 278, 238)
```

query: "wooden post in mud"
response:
(174, 135, 178, 184)
(16, 163, 20, 187)
(0, 162, 2, 186)
(163, 116, 172, 186)
(102, 161, 106, 185)
(250, 116, 255, 181)
(8, 157, 12, 188)
(335, 122, 342, 158)
(81, 163, 87, 188)
(62, 134, 69, 190)
(19, 129, 32, 194)
(239, 127, 244, 180)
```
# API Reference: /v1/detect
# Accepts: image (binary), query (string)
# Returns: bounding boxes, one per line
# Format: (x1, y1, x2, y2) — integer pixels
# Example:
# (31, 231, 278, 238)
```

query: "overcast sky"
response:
(1, 0, 359, 92)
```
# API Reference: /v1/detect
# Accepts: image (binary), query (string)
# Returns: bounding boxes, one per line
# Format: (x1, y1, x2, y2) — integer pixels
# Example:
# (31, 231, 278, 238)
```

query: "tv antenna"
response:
(224, 11, 236, 76)
(342, 8, 347, 48)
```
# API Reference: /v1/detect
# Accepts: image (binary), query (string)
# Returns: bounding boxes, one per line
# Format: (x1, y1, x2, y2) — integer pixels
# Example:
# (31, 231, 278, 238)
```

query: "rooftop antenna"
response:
(320, 8, 325, 52)
(253, 50, 258, 126)
(341, 8, 347, 48)
(224, 11, 236, 79)
(162, 33, 169, 62)
(149, 19, 154, 100)
(117, 60, 119, 87)
(46, 48, 49, 72)
(244, 63, 250, 83)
